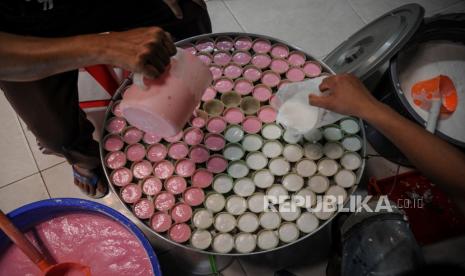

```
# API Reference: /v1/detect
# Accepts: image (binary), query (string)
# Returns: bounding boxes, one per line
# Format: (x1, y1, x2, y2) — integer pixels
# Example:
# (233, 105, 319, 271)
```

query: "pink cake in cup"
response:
(123, 127, 144, 144)
(214, 77, 234, 94)
(303, 61, 322, 77)
(125, 143, 146, 162)
(257, 106, 277, 123)
(223, 107, 245, 124)
(181, 43, 197, 55)
(164, 176, 187, 195)
(105, 117, 126, 134)
(132, 160, 153, 179)
(287, 51, 307, 67)
(103, 134, 124, 152)
(242, 116, 262, 134)
(261, 70, 281, 87)
(270, 58, 290, 74)
(154, 192, 176, 212)
(189, 145, 210, 163)
(120, 183, 142, 204)
(191, 169, 214, 188)
(142, 132, 162, 145)
(234, 78, 254, 95)
(151, 212, 172, 233)
(202, 87, 217, 102)
(215, 36, 234, 51)
(270, 44, 289, 58)
(183, 187, 205, 206)
(111, 100, 123, 117)
(251, 54, 272, 69)
(195, 39, 215, 53)
(153, 160, 175, 179)
(171, 203, 193, 223)
(209, 65, 223, 80)
(213, 51, 232, 66)
(164, 131, 183, 143)
(234, 36, 253, 51)
(105, 151, 126, 169)
(169, 223, 192, 243)
(168, 142, 189, 160)
(206, 117, 227, 134)
(252, 84, 273, 102)
(243, 65, 262, 82)
(252, 38, 272, 54)
(207, 155, 228, 173)
(175, 158, 196, 177)
(204, 133, 226, 151)
(133, 198, 155, 219)
(232, 51, 252, 66)
(146, 143, 167, 162)
(286, 67, 306, 82)
(223, 63, 243, 79)
(110, 167, 133, 187)
(183, 127, 204, 145)
(142, 177, 163, 196)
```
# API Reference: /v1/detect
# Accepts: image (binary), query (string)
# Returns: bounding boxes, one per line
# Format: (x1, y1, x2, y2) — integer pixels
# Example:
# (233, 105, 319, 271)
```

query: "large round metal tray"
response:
(100, 32, 367, 256)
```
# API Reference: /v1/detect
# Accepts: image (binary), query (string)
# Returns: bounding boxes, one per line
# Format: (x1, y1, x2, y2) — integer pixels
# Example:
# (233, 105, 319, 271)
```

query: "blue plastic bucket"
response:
(0, 198, 162, 276)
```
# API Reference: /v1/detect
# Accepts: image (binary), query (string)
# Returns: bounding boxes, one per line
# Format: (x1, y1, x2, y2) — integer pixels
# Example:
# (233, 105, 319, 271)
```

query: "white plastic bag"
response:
(274, 76, 344, 134)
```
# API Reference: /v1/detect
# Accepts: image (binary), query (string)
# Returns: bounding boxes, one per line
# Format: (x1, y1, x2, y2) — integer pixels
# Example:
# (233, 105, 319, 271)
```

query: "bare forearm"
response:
(0, 32, 108, 81)
(362, 103, 465, 193)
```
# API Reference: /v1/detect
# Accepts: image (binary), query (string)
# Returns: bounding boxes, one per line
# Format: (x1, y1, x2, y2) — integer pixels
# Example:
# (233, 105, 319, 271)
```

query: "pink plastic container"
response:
(120, 49, 212, 137)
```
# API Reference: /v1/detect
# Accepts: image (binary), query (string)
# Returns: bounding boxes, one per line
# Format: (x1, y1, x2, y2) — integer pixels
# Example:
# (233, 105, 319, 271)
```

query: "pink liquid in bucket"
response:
(121, 49, 212, 137)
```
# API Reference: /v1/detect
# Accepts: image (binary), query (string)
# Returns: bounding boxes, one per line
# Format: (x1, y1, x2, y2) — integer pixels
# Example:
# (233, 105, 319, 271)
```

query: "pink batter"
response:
(153, 160, 175, 179)
(223, 64, 243, 79)
(206, 155, 228, 173)
(271, 44, 289, 58)
(286, 67, 305, 82)
(243, 66, 262, 82)
(189, 145, 210, 163)
(191, 169, 213, 188)
(150, 212, 172, 233)
(201, 87, 217, 102)
(168, 142, 189, 160)
(191, 116, 206, 128)
(232, 51, 252, 66)
(251, 54, 272, 69)
(206, 117, 227, 133)
(121, 184, 142, 204)
(111, 101, 123, 117)
(0, 213, 154, 276)
(182, 44, 196, 55)
(204, 134, 226, 151)
(146, 143, 167, 162)
(223, 107, 244, 124)
(183, 127, 204, 145)
(234, 37, 253, 51)
(169, 223, 191, 243)
(197, 53, 212, 66)
(154, 192, 176, 212)
(171, 203, 192, 223)
(252, 39, 272, 53)
(213, 52, 231, 66)
(103, 134, 124, 152)
(214, 78, 234, 93)
(164, 176, 187, 195)
(111, 167, 133, 187)
(164, 131, 183, 143)
(196, 40, 215, 52)
(261, 71, 281, 87)
(183, 188, 205, 206)
(270, 59, 290, 74)
(132, 160, 152, 179)
(242, 116, 262, 134)
(175, 159, 196, 177)
(252, 85, 272, 102)
(209, 66, 223, 80)
(215, 38, 233, 51)
(258, 106, 277, 123)
(234, 79, 254, 95)
(126, 143, 146, 162)
(134, 198, 155, 219)
(288, 52, 306, 67)
(105, 151, 126, 169)
(142, 177, 162, 196)
(143, 132, 162, 145)
(105, 117, 126, 134)
(303, 61, 322, 77)
(123, 127, 144, 144)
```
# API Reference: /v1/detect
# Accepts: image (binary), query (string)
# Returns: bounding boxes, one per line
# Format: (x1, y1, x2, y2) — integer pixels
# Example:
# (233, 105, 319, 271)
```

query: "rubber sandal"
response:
(72, 166, 108, 199)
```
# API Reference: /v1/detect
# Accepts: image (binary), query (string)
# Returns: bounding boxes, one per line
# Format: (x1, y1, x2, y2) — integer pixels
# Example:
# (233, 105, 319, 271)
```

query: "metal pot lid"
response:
(323, 3, 424, 79)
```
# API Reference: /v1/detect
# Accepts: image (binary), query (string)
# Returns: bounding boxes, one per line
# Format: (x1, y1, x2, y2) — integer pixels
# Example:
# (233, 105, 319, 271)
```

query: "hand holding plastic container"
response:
(273, 76, 344, 134)
(120, 48, 213, 137)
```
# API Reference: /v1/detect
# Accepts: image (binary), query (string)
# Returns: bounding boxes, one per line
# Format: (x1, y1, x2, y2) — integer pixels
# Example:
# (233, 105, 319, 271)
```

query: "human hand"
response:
(164, 0, 207, 19)
(308, 74, 381, 119)
(100, 27, 176, 78)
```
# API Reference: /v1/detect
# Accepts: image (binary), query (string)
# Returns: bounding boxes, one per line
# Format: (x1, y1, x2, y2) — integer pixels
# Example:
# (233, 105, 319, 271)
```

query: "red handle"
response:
(0, 210, 51, 271)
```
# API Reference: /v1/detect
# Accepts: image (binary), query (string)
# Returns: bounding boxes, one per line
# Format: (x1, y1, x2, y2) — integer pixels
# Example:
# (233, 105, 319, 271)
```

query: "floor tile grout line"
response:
(39, 160, 67, 173)
(221, 0, 247, 32)
(236, 258, 248, 276)
(346, 0, 367, 24)
(15, 113, 52, 198)
(0, 172, 42, 190)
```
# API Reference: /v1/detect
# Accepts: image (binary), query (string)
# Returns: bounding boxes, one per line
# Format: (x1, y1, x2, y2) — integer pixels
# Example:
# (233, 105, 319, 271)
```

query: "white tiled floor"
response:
(1, 0, 465, 275)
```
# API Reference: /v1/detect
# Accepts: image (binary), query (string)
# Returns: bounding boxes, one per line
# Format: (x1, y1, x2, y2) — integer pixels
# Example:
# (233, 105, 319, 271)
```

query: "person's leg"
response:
(339, 201, 424, 276)
(0, 71, 106, 197)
